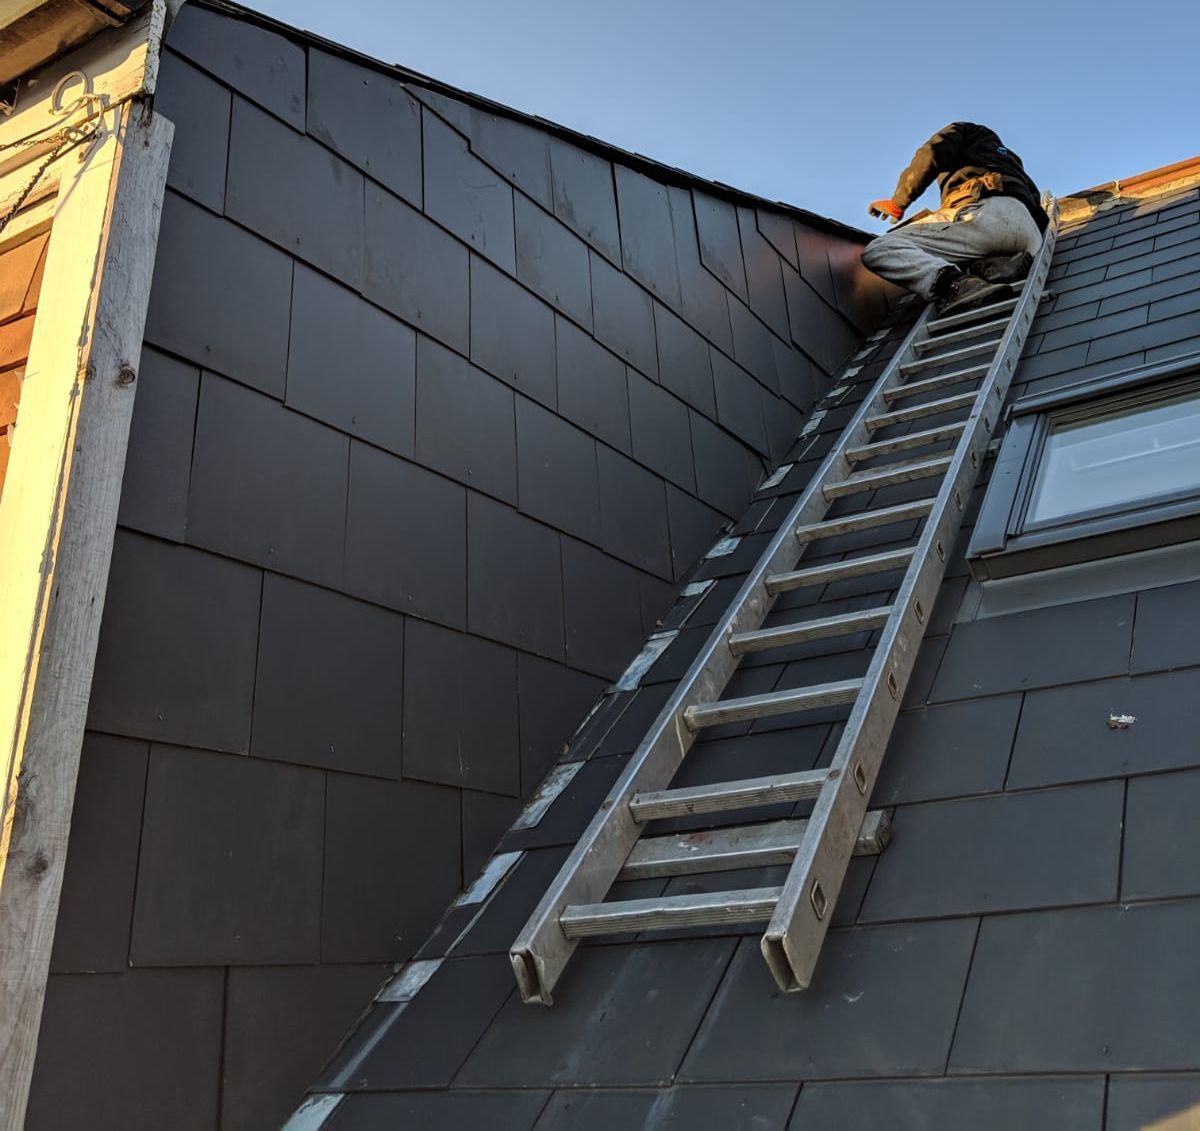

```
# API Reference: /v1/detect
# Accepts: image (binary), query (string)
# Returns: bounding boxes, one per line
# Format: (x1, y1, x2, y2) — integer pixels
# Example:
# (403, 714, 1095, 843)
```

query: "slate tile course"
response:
(155, 51, 230, 211)
(555, 314, 632, 453)
(561, 538, 644, 679)
(1121, 768, 1200, 900)
(589, 251, 659, 378)
(515, 395, 602, 543)
(328, 1092, 550, 1131)
(547, 139, 622, 263)
(515, 191, 593, 328)
(535, 1086, 799, 1130)
(615, 165, 682, 308)
(1132, 579, 1200, 672)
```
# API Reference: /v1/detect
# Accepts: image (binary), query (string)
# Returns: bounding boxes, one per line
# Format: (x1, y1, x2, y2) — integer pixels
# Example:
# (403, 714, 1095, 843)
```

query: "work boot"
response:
(970, 251, 1033, 284)
(935, 274, 1013, 317)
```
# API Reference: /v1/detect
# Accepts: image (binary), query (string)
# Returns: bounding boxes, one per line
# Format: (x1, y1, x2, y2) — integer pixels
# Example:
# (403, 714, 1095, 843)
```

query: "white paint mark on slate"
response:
(459, 851, 523, 905)
(614, 630, 678, 691)
(683, 579, 715, 599)
(512, 760, 585, 829)
(378, 958, 443, 1002)
(281, 1094, 343, 1131)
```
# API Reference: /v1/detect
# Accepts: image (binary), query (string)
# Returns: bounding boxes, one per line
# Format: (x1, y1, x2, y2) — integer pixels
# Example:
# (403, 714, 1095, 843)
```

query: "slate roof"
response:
(296, 166, 1200, 1130)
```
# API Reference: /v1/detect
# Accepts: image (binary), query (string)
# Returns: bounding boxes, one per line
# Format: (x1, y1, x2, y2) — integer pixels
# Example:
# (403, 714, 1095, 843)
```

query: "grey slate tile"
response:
(345, 442, 466, 627)
(1040, 304, 1149, 354)
(681, 920, 978, 1082)
(470, 254, 557, 407)
(88, 533, 260, 752)
(364, 186, 470, 354)
(694, 191, 748, 300)
(455, 845, 570, 957)
(188, 374, 347, 586)
(555, 315, 631, 453)
(1134, 579, 1200, 672)
(548, 139, 620, 263)
(1122, 769, 1200, 900)
(517, 654, 604, 792)
(668, 185, 735, 353)
(322, 773, 462, 961)
(50, 735, 148, 973)
(951, 900, 1200, 1073)
(590, 251, 659, 377)
(226, 98, 363, 287)
(328, 1092, 549, 1131)
(345, 955, 515, 1089)
(1106, 1074, 1200, 1131)
(931, 595, 1135, 701)
(166, 2, 305, 128)
(423, 110, 515, 272)
(25, 969, 224, 1131)
(458, 939, 735, 1087)
(655, 302, 716, 415)
(306, 48, 422, 205)
(792, 1077, 1105, 1131)
(1088, 309, 1200, 364)
(415, 336, 517, 504)
(562, 538, 644, 679)
(860, 781, 1123, 921)
(515, 192, 593, 329)
(516, 395, 601, 542)
(757, 209, 799, 270)
(462, 789, 522, 882)
(711, 348, 769, 452)
(784, 267, 856, 375)
(666, 485, 725, 581)
(728, 292, 781, 392)
(222, 965, 390, 1131)
(118, 347, 198, 542)
(739, 206, 791, 341)
(628, 369, 696, 492)
(501, 755, 628, 851)
(640, 572, 681, 635)
(1008, 668, 1200, 788)
(287, 264, 416, 457)
(468, 492, 565, 660)
(131, 745, 324, 965)
(251, 574, 405, 778)
(795, 224, 837, 305)
(872, 696, 1021, 805)
(536, 1086, 799, 1130)
(146, 193, 292, 397)
(469, 111, 554, 209)
(597, 446, 672, 578)
(614, 165, 681, 307)
(690, 410, 763, 517)
(155, 50, 229, 211)
(403, 617, 520, 794)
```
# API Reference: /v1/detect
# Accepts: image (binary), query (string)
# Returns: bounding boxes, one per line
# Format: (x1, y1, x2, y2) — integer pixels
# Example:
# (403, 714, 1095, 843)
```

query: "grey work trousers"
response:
(861, 195, 1044, 299)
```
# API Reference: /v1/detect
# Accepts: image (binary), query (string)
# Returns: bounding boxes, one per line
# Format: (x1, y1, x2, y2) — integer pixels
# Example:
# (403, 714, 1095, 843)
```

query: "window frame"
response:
(969, 354, 1200, 579)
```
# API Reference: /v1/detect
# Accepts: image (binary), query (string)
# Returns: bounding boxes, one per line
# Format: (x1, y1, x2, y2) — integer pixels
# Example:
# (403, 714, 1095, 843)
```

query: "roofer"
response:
(862, 122, 1049, 316)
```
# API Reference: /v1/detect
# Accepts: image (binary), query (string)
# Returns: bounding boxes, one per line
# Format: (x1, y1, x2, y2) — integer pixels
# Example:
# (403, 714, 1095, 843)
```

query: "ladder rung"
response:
(618, 811, 892, 880)
(926, 295, 1019, 333)
(729, 605, 892, 655)
(915, 316, 1010, 353)
(561, 886, 781, 938)
(847, 422, 965, 462)
(823, 454, 952, 500)
(900, 337, 999, 375)
(683, 680, 863, 732)
(794, 497, 934, 543)
(883, 363, 989, 403)
(867, 391, 978, 430)
(630, 767, 832, 821)
(765, 547, 915, 593)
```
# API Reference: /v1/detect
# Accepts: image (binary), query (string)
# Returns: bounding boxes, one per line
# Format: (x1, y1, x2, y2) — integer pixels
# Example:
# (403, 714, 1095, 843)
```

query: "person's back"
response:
(862, 122, 1046, 316)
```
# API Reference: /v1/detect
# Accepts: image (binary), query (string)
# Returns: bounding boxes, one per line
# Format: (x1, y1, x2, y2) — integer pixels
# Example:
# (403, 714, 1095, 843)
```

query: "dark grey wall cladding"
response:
(31, 3, 895, 1129)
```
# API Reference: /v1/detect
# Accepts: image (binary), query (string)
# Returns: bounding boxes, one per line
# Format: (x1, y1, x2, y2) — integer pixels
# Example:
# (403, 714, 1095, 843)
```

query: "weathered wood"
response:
(0, 102, 173, 1131)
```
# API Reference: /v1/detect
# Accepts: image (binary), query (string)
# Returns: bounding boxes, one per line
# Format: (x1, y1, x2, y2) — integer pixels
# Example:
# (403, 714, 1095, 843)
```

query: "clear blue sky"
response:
(255, 0, 1199, 230)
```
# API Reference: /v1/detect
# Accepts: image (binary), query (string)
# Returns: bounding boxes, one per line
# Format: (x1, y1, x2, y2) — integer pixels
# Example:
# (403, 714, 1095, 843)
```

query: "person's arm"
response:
(891, 123, 965, 211)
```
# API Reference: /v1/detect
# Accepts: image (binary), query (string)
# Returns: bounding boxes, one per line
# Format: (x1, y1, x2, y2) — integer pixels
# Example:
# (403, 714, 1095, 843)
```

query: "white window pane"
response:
(1028, 389, 1200, 524)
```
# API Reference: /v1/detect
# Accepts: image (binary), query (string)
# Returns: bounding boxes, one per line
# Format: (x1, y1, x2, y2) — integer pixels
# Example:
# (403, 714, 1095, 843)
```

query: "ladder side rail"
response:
(761, 205, 1059, 992)
(509, 311, 933, 1005)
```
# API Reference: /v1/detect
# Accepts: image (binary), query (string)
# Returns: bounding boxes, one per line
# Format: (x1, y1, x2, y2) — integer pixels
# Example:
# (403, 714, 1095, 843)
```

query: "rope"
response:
(0, 123, 100, 236)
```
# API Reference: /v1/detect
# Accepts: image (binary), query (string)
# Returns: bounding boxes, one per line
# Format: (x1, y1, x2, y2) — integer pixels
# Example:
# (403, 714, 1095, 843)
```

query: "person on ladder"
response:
(862, 122, 1048, 316)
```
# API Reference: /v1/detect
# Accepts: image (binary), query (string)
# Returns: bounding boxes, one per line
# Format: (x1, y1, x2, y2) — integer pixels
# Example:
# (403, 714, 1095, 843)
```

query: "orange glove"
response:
(868, 199, 904, 223)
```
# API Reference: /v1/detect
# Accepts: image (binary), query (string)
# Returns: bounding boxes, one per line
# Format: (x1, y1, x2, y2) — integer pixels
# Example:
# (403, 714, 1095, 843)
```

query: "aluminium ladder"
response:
(511, 200, 1059, 1005)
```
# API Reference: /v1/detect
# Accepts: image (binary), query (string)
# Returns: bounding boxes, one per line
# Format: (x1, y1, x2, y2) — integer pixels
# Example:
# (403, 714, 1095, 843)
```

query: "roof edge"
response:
(1058, 155, 1200, 225)
(187, 0, 873, 244)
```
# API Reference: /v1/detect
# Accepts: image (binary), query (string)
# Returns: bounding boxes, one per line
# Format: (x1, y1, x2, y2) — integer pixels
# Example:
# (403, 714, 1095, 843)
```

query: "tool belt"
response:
(942, 172, 1007, 212)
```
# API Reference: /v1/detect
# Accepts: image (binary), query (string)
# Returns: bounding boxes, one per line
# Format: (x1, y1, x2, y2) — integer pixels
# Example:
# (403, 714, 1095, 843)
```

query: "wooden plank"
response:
(0, 104, 173, 1131)
(0, 370, 22, 429)
(0, 231, 48, 320)
(0, 314, 36, 371)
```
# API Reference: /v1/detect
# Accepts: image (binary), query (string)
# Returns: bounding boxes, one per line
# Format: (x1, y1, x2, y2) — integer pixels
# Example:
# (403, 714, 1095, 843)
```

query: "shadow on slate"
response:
(790, 1076, 1105, 1131)
(456, 939, 735, 1087)
(680, 919, 977, 1083)
(1106, 1073, 1200, 1131)
(533, 1085, 799, 1131)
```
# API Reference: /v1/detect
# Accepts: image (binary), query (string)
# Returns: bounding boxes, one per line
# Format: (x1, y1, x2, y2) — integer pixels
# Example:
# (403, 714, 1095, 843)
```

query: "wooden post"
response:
(0, 96, 173, 1130)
